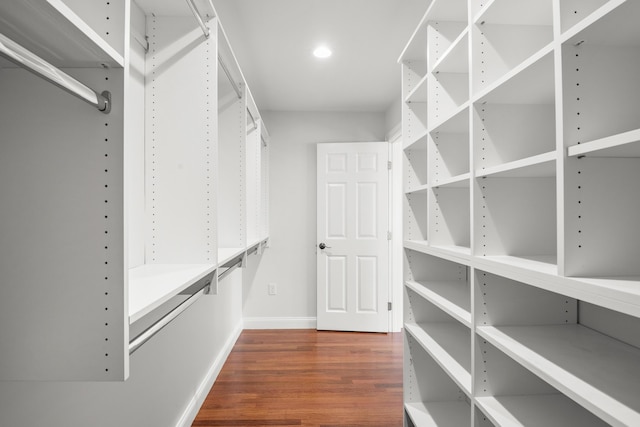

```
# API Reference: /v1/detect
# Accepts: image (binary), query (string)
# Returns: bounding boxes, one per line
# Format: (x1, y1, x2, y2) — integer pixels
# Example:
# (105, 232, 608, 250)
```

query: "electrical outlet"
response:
(268, 283, 277, 295)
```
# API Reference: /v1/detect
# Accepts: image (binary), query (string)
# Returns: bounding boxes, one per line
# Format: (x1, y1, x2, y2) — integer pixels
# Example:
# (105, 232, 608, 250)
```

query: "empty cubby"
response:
(474, 51, 555, 172)
(475, 270, 640, 426)
(431, 107, 470, 184)
(471, 0, 553, 95)
(404, 333, 471, 426)
(562, 0, 640, 148)
(404, 249, 470, 326)
(474, 174, 557, 273)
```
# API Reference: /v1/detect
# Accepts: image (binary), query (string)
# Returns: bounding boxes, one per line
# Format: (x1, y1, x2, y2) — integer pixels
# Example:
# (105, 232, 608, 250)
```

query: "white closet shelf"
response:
(405, 280, 471, 327)
(431, 30, 469, 74)
(476, 255, 557, 277)
(476, 394, 609, 427)
(476, 260, 640, 319)
(404, 128, 429, 150)
(405, 322, 472, 396)
(405, 74, 429, 104)
(560, 0, 640, 46)
(218, 247, 246, 267)
(432, 173, 470, 188)
(398, 17, 428, 63)
(477, 324, 640, 427)
(128, 263, 216, 323)
(0, 0, 123, 68)
(475, 152, 556, 178)
(405, 401, 470, 427)
(567, 128, 640, 158)
(430, 105, 469, 134)
(405, 183, 430, 195)
(473, 0, 553, 26)
(405, 240, 472, 265)
(429, 102, 470, 133)
(473, 44, 554, 104)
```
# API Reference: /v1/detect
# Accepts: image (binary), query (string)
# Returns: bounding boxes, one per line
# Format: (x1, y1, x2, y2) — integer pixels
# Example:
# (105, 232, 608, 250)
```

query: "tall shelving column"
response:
(401, 0, 640, 426)
(0, 0, 128, 381)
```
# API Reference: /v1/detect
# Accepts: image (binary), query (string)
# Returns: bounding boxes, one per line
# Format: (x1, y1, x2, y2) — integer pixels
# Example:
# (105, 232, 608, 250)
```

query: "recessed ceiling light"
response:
(313, 46, 332, 59)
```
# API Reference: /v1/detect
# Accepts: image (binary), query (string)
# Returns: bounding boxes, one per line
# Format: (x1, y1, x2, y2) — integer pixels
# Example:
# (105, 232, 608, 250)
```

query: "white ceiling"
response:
(210, 0, 427, 113)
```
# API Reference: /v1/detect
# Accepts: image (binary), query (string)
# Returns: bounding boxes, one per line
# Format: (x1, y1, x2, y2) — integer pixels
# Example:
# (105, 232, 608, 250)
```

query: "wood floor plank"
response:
(192, 329, 403, 427)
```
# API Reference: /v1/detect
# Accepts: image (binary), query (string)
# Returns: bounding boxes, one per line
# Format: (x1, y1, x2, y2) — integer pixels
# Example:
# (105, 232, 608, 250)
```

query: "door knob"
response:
(319, 242, 331, 250)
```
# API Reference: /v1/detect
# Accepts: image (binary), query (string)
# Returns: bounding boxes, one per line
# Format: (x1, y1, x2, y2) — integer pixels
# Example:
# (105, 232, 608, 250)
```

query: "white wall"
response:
(242, 111, 387, 328)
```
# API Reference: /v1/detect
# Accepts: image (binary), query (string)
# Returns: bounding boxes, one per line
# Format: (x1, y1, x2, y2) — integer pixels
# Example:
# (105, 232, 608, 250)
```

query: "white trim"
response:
(243, 316, 317, 329)
(175, 321, 243, 427)
(387, 123, 402, 144)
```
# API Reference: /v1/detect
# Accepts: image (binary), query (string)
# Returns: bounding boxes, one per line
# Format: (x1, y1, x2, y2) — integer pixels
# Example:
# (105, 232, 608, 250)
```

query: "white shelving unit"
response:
(0, 0, 269, 381)
(400, 0, 640, 425)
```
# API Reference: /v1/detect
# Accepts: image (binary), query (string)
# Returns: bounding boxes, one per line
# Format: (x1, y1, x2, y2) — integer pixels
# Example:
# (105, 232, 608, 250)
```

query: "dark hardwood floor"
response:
(192, 329, 404, 427)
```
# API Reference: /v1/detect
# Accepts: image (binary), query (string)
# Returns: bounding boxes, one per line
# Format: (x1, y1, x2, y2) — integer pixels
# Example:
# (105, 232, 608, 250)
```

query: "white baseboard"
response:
(243, 316, 317, 330)
(175, 321, 243, 427)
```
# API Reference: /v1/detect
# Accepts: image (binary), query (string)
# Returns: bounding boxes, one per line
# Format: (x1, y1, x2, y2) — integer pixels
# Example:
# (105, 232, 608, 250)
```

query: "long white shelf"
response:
(0, 0, 123, 67)
(477, 324, 640, 427)
(405, 183, 429, 194)
(405, 280, 471, 327)
(432, 173, 470, 188)
(567, 128, 640, 158)
(405, 74, 429, 103)
(473, 44, 554, 104)
(429, 101, 470, 133)
(476, 395, 608, 427)
(473, 0, 553, 26)
(476, 255, 557, 277)
(405, 401, 470, 427)
(431, 29, 469, 75)
(475, 152, 556, 178)
(404, 240, 472, 265)
(404, 128, 429, 150)
(218, 247, 246, 267)
(405, 322, 471, 396)
(128, 263, 216, 323)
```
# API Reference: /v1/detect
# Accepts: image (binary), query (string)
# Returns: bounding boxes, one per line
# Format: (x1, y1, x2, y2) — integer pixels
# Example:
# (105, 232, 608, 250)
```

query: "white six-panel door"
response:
(317, 142, 389, 332)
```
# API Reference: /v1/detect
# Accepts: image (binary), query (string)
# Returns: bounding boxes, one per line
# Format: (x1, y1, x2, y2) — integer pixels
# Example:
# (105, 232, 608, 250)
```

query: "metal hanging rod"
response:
(218, 55, 242, 99)
(0, 33, 111, 113)
(185, 0, 210, 38)
(218, 257, 243, 281)
(129, 278, 212, 355)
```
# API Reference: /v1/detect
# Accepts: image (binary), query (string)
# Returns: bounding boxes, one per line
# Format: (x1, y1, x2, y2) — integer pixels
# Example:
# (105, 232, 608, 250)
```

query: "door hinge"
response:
(388, 302, 392, 311)
(387, 231, 392, 240)
(387, 161, 392, 170)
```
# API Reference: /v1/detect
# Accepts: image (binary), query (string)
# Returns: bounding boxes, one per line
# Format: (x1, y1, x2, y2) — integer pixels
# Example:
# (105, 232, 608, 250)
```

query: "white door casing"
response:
(317, 142, 389, 332)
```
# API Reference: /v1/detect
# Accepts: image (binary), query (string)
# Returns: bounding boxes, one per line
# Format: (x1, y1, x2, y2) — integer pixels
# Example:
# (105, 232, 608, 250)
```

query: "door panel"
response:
(317, 142, 389, 332)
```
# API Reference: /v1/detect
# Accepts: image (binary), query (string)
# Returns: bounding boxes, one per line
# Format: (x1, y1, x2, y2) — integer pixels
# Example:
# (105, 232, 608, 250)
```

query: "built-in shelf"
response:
(405, 322, 471, 396)
(432, 30, 468, 75)
(432, 173, 470, 188)
(405, 183, 429, 195)
(405, 280, 471, 327)
(404, 240, 472, 266)
(567, 128, 640, 158)
(478, 324, 640, 426)
(405, 401, 470, 427)
(404, 129, 429, 150)
(477, 255, 558, 277)
(405, 74, 429, 103)
(128, 264, 215, 323)
(476, 152, 556, 178)
(476, 394, 608, 427)
(473, 0, 553, 26)
(0, 0, 124, 68)
(217, 247, 245, 267)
